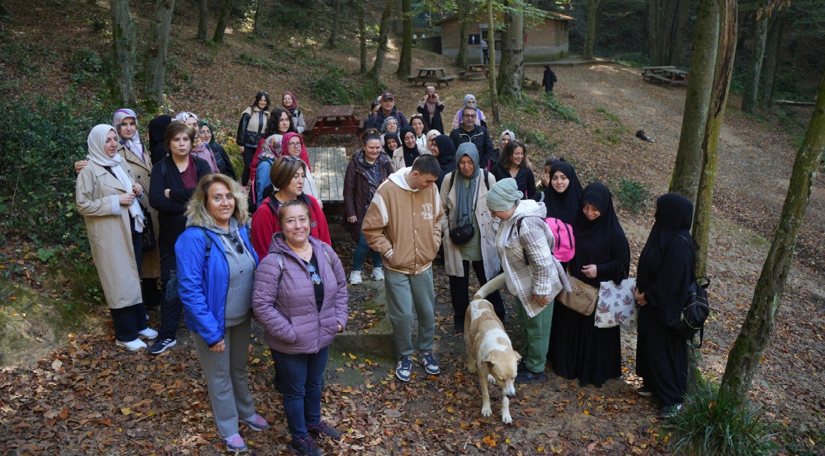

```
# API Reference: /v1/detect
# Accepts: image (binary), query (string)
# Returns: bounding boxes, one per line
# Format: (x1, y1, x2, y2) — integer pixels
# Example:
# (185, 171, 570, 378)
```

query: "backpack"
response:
(667, 236, 710, 348)
(544, 217, 575, 262)
(247, 154, 274, 214)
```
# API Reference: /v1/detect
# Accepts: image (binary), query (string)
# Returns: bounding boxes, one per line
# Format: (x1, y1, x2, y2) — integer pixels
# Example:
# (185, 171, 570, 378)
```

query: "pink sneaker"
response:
(239, 414, 270, 432)
(224, 433, 247, 452)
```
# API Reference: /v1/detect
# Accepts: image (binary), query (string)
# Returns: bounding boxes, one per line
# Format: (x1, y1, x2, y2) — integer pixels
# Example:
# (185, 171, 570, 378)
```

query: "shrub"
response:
(613, 178, 649, 212)
(663, 382, 777, 455)
(540, 92, 580, 123)
(69, 48, 104, 83)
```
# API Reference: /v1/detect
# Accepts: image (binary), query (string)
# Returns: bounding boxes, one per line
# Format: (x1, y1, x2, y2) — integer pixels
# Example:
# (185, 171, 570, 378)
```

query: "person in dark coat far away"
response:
(542, 65, 558, 94)
(634, 193, 695, 419)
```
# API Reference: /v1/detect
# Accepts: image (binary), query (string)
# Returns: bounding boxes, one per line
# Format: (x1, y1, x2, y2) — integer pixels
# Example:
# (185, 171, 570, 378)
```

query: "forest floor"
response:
(1, 0, 824, 454)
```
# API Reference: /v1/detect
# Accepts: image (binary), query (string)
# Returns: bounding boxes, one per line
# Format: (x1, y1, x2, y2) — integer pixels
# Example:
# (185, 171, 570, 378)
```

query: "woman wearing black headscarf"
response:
(431, 135, 457, 188)
(634, 193, 694, 417)
(542, 160, 584, 367)
(149, 115, 173, 165)
(554, 182, 630, 387)
(391, 126, 426, 171)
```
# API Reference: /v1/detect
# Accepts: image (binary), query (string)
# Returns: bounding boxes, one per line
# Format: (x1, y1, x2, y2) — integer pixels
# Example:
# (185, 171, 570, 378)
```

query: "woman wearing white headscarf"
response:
(76, 124, 156, 351)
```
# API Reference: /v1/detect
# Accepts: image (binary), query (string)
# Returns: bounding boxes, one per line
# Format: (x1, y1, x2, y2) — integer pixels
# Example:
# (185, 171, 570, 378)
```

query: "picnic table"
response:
(459, 64, 489, 81)
(641, 66, 689, 86)
(304, 105, 362, 137)
(407, 67, 456, 87)
(307, 147, 348, 205)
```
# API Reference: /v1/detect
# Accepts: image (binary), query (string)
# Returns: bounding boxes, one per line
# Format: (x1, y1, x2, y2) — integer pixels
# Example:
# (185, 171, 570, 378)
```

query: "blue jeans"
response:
(271, 346, 329, 440)
(352, 231, 382, 272)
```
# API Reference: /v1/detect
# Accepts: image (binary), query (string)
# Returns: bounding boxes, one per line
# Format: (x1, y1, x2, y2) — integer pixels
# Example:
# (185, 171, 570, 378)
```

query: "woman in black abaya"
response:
(432, 135, 457, 189)
(555, 182, 630, 387)
(634, 193, 694, 417)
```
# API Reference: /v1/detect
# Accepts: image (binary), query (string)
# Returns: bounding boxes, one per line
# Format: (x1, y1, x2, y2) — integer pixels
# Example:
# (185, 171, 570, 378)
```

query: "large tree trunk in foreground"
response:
(759, 10, 784, 110)
(669, 0, 720, 204)
(111, 0, 137, 106)
(497, 1, 523, 102)
(212, 0, 234, 43)
(692, 0, 737, 279)
(583, 0, 601, 60)
(487, 0, 500, 124)
(197, 0, 208, 41)
(368, 0, 393, 80)
(145, 0, 175, 108)
(396, 0, 412, 78)
(719, 72, 825, 404)
(741, 5, 769, 114)
(455, 0, 470, 68)
(357, 0, 367, 74)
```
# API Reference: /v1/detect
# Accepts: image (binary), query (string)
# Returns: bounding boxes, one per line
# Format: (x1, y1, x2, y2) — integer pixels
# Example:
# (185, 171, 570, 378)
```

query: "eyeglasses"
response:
(288, 141, 302, 147)
(228, 232, 245, 254)
(306, 262, 322, 285)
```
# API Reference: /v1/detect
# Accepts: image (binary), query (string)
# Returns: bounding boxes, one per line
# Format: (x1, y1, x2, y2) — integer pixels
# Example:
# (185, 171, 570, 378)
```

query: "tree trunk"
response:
(0, 0, 10, 18)
(487, 0, 500, 124)
(759, 10, 784, 110)
(396, 0, 412, 77)
(110, 0, 137, 106)
(648, 0, 690, 66)
(583, 0, 601, 60)
(368, 0, 393, 80)
(358, 0, 367, 74)
(455, 0, 469, 68)
(144, 0, 175, 108)
(197, 0, 208, 41)
(254, 0, 265, 36)
(741, 6, 768, 114)
(670, 0, 691, 66)
(692, 0, 737, 279)
(719, 71, 825, 404)
(497, 2, 523, 102)
(327, 0, 343, 48)
(669, 0, 720, 204)
(212, 0, 234, 44)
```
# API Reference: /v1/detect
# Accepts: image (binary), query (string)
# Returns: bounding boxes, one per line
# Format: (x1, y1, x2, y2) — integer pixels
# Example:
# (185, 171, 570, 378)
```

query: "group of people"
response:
(74, 86, 694, 454)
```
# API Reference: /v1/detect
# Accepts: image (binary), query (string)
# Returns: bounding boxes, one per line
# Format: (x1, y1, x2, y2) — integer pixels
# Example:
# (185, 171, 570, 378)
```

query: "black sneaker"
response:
(308, 421, 341, 440)
(148, 338, 176, 355)
(419, 351, 441, 375)
(637, 386, 654, 397)
(516, 371, 547, 383)
(289, 437, 322, 456)
(660, 403, 683, 419)
(395, 356, 413, 382)
(517, 360, 528, 374)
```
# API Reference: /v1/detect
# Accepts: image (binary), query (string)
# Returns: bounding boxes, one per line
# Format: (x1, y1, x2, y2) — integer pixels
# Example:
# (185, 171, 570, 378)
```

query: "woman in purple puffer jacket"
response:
(252, 199, 348, 456)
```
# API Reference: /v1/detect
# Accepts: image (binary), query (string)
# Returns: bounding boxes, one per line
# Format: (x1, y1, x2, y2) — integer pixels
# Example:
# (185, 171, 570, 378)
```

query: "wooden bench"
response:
(307, 146, 348, 206)
(408, 67, 456, 87)
(304, 105, 361, 138)
(304, 118, 318, 134)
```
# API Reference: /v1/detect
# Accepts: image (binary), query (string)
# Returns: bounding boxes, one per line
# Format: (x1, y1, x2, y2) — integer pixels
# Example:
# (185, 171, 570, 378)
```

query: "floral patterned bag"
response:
(594, 278, 638, 329)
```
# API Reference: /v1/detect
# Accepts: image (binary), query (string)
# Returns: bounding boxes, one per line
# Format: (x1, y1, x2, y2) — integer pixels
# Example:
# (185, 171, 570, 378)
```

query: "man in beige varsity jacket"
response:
(362, 155, 444, 382)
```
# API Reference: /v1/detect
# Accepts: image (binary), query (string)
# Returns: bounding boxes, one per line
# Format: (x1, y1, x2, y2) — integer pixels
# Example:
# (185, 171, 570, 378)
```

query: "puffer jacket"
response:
(176, 223, 259, 346)
(252, 234, 348, 355)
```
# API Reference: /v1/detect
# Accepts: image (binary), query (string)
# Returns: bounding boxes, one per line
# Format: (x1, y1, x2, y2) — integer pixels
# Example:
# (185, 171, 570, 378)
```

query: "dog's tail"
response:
(474, 273, 506, 300)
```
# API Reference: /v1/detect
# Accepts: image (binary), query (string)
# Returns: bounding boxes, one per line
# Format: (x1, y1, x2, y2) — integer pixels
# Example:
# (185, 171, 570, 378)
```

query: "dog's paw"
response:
(467, 363, 477, 374)
(481, 405, 492, 417)
(502, 412, 513, 424)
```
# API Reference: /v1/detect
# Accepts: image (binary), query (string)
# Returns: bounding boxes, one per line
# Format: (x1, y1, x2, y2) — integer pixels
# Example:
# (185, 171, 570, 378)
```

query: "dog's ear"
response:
(483, 359, 495, 372)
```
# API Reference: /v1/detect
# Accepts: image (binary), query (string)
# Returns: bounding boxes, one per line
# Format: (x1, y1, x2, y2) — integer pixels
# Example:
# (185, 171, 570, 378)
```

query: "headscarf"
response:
(498, 129, 516, 145)
(280, 132, 312, 171)
(457, 94, 485, 124)
(383, 132, 400, 156)
(381, 116, 399, 134)
(425, 129, 440, 152)
(453, 142, 480, 228)
(87, 124, 144, 232)
(174, 111, 198, 124)
(282, 91, 298, 111)
(198, 119, 219, 149)
(261, 134, 283, 159)
(112, 109, 145, 163)
(643, 193, 693, 251)
(486, 178, 522, 212)
(570, 182, 630, 286)
(400, 127, 420, 168)
(433, 135, 457, 177)
(147, 115, 172, 164)
(543, 160, 583, 224)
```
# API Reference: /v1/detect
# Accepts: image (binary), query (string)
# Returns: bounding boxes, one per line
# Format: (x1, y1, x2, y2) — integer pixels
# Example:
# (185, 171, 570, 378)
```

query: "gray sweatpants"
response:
(192, 316, 256, 438)
(384, 267, 435, 357)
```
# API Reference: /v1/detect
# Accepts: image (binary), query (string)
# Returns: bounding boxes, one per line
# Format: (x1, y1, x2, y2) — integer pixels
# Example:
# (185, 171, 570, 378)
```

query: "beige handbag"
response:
(558, 273, 599, 316)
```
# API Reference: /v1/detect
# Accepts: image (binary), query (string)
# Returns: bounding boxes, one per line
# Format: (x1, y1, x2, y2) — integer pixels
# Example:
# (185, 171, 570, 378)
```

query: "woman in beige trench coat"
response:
(76, 124, 157, 351)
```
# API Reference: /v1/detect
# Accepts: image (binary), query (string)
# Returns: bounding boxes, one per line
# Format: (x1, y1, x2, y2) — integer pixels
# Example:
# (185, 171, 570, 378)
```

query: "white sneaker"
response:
(372, 267, 385, 281)
(139, 327, 158, 340)
(116, 338, 148, 351)
(349, 271, 363, 285)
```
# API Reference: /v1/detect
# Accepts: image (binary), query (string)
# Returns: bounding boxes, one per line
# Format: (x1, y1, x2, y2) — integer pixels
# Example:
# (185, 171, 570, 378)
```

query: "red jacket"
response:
(250, 193, 331, 259)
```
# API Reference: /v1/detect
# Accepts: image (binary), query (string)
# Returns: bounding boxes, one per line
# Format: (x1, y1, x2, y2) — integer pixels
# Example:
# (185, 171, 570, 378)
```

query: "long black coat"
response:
(343, 149, 394, 242)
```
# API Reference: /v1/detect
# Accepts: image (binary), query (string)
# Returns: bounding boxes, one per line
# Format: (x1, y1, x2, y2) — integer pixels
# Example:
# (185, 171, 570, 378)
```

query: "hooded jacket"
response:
(362, 167, 444, 275)
(252, 234, 348, 355)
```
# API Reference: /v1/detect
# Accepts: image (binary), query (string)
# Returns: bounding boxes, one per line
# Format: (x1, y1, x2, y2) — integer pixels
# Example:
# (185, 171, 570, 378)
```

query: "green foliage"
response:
(540, 92, 581, 123)
(271, 2, 313, 30)
(69, 48, 104, 84)
(500, 121, 563, 152)
(308, 64, 385, 105)
(663, 382, 778, 455)
(616, 52, 651, 68)
(597, 106, 620, 122)
(612, 178, 649, 212)
(235, 53, 281, 72)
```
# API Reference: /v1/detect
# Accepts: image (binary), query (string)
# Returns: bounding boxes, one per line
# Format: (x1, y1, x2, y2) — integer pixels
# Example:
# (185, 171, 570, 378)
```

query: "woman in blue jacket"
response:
(176, 173, 268, 453)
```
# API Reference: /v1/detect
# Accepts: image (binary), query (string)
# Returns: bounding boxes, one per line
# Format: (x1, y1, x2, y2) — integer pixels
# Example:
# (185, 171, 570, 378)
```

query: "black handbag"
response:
(449, 224, 475, 245)
(140, 208, 157, 251)
(667, 236, 710, 348)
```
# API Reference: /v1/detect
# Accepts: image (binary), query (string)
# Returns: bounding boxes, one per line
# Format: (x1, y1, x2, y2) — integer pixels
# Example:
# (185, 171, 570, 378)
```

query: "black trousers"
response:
(241, 146, 256, 186)
(158, 245, 182, 341)
(448, 260, 505, 329)
(111, 230, 148, 341)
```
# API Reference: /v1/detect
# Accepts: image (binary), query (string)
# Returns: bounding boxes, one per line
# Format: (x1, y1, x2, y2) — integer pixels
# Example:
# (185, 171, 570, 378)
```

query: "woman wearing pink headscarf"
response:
(280, 132, 320, 206)
(282, 92, 307, 135)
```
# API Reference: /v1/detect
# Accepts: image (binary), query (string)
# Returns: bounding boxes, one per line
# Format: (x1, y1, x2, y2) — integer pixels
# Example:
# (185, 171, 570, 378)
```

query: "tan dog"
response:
(464, 273, 521, 423)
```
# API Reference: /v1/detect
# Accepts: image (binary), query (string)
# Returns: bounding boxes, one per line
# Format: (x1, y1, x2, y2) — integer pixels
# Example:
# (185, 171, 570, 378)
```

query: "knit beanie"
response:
(486, 178, 522, 211)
